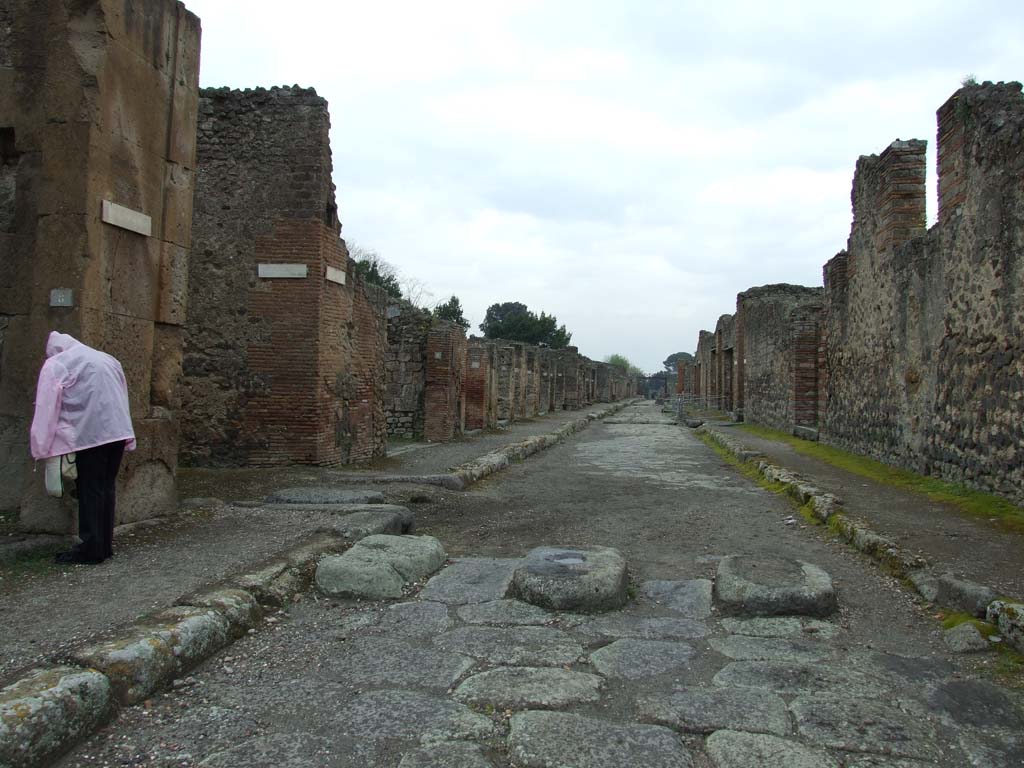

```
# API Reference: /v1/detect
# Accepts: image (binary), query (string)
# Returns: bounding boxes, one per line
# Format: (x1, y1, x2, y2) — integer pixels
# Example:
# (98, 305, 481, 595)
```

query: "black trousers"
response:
(74, 441, 126, 560)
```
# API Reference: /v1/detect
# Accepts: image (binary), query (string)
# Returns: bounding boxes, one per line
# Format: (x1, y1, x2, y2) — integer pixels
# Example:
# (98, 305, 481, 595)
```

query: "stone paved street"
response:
(55, 403, 1024, 767)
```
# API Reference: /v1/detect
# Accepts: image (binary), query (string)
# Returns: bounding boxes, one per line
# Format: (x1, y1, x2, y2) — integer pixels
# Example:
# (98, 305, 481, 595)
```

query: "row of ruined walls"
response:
(682, 82, 1024, 505)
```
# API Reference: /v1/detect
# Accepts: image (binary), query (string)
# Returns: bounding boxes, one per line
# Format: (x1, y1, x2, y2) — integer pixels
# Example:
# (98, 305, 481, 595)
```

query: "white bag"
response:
(43, 453, 77, 497)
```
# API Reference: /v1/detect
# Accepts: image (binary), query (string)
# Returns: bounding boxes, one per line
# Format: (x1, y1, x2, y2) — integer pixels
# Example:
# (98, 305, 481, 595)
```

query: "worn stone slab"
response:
(454, 667, 603, 710)
(843, 758, 933, 768)
(0, 666, 113, 768)
(855, 652, 955, 684)
(926, 679, 1024, 730)
(712, 661, 888, 697)
(331, 506, 416, 537)
(791, 695, 941, 759)
(908, 570, 997, 617)
(322, 637, 474, 691)
(638, 687, 788, 736)
(198, 732, 348, 767)
(337, 690, 494, 742)
(373, 601, 454, 638)
(589, 639, 695, 680)
(315, 535, 446, 599)
(987, 600, 1024, 653)
(264, 487, 385, 505)
(705, 730, 839, 768)
(456, 599, 554, 626)
(177, 587, 262, 637)
(714, 556, 837, 617)
(398, 742, 494, 768)
(639, 579, 713, 619)
(720, 617, 838, 640)
(508, 545, 628, 612)
(509, 711, 692, 768)
(957, 727, 1024, 768)
(72, 607, 231, 705)
(709, 635, 831, 663)
(420, 558, 520, 605)
(943, 622, 990, 653)
(433, 626, 584, 666)
(575, 615, 707, 641)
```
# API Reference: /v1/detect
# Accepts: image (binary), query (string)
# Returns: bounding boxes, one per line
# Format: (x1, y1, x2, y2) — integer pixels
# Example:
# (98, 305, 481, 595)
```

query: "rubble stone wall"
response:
(383, 304, 432, 439)
(0, 0, 200, 530)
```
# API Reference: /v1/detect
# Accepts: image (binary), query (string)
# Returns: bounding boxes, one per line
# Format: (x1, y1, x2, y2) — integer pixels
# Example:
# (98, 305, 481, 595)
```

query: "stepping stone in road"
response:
(714, 556, 837, 617)
(315, 535, 446, 599)
(509, 711, 693, 768)
(264, 487, 384, 505)
(453, 667, 604, 710)
(456, 599, 555, 626)
(420, 558, 520, 605)
(637, 687, 790, 736)
(709, 635, 832, 663)
(508, 546, 628, 612)
(434, 626, 584, 666)
(589, 639, 695, 680)
(398, 742, 493, 768)
(640, 579, 713, 619)
(705, 731, 839, 768)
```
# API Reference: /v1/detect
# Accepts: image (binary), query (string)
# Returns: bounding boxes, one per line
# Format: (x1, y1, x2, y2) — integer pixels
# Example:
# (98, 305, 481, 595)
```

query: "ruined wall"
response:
(496, 345, 515, 421)
(0, 0, 200, 530)
(736, 285, 823, 433)
(823, 83, 1024, 502)
(182, 86, 386, 467)
(524, 347, 540, 416)
(560, 348, 582, 409)
(694, 331, 715, 408)
(714, 315, 736, 413)
(423, 322, 467, 442)
(511, 344, 527, 419)
(539, 348, 555, 413)
(383, 304, 432, 439)
(464, 337, 495, 431)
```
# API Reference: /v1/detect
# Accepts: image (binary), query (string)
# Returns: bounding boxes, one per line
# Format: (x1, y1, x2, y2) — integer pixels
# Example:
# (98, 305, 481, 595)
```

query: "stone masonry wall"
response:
(0, 0, 200, 531)
(384, 304, 432, 439)
(423, 321, 467, 442)
(182, 86, 386, 467)
(464, 337, 494, 431)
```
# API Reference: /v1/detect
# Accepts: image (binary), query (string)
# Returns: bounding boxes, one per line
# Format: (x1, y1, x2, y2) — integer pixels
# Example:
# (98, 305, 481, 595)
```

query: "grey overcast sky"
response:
(184, 0, 1024, 373)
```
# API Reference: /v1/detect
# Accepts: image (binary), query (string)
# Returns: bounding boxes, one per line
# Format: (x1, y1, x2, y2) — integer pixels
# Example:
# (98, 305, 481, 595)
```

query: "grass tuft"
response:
(738, 424, 1024, 534)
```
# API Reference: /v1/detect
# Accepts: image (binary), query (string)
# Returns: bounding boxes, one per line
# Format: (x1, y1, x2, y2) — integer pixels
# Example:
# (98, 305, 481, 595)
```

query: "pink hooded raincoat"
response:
(29, 332, 136, 460)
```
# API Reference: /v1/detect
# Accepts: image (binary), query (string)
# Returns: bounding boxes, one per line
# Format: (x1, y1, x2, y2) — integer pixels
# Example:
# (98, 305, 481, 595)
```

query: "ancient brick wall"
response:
(0, 0, 200, 531)
(423, 322, 467, 441)
(695, 331, 715, 407)
(383, 304, 432, 438)
(735, 285, 823, 433)
(714, 315, 736, 413)
(561, 348, 582, 409)
(182, 86, 386, 467)
(823, 83, 1024, 503)
(464, 337, 493, 431)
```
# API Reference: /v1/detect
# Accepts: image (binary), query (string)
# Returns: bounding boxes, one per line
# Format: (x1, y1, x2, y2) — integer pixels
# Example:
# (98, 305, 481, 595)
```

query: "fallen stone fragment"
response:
(589, 639, 695, 680)
(398, 741, 494, 768)
(72, 606, 231, 705)
(791, 694, 942, 760)
(0, 666, 113, 768)
(720, 616, 838, 640)
(714, 555, 837, 617)
(420, 558, 520, 605)
(456, 599, 554, 626)
(639, 579, 713, 618)
(177, 587, 262, 637)
(433, 626, 584, 666)
(908, 570, 997, 617)
(986, 600, 1024, 653)
(337, 690, 494, 743)
(315, 535, 446, 599)
(509, 711, 693, 768)
(509, 545, 628, 612)
(705, 730, 839, 768)
(926, 679, 1024, 730)
(574, 615, 707, 641)
(321, 637, 473, 691)
(454, 667, 603, 710)
(709, 635, 831, 663)
(264, 487, 385, 505)
(943, 622, 991, 653)
(637, 687, 789, 736)
(712, 661, 888, 697)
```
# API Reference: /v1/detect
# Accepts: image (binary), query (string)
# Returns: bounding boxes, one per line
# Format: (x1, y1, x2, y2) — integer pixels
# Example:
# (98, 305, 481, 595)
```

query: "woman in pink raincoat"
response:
(30, 332, 136, 564)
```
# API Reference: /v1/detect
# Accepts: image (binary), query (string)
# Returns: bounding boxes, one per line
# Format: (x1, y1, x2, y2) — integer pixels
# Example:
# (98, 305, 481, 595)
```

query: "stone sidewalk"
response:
(705, 424, 1024, 599)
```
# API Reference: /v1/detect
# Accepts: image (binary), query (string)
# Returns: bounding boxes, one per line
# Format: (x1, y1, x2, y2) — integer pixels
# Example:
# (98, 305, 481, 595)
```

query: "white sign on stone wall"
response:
(101, 200, 151, 237)
(258, 264, 308, 279)
(325, 266, 346, 285)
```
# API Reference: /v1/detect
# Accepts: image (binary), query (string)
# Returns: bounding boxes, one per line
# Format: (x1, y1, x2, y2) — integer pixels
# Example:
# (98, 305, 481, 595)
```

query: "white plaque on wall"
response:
(101, 200, 152, 236)
(258, 264, 308, 279)
(325, 266, 347, 285)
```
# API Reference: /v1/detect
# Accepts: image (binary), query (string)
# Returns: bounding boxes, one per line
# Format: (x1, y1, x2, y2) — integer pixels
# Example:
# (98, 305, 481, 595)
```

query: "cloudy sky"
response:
(185, 0, 1023, 373)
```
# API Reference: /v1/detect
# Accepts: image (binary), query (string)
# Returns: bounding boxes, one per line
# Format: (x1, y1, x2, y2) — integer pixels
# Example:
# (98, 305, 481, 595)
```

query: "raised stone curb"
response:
(315, 534, 446, 599)
(697, 426, 1022, 645)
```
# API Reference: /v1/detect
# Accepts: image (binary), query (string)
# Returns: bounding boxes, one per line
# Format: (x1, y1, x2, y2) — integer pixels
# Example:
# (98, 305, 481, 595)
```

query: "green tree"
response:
(662, 351, 694, 373)
(605, 354, 645, 377)
(479, 302, 572, 348)
(434, 295, 470, 329)
(350, 244, 402, 299)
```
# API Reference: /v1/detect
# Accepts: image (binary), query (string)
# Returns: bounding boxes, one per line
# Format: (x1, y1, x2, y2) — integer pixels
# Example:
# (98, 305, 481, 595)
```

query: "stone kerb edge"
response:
(696, 426, 1022, 649)
(0, 533, 352, 767)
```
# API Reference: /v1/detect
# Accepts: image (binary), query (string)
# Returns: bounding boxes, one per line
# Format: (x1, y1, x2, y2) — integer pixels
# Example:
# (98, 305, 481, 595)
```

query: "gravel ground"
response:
(51, 402, 1024, 767)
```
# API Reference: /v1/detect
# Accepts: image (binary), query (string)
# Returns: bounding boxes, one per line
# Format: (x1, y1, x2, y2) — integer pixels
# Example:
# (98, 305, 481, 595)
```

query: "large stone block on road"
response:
(315, 535, 446, 599)
(509, 711, 693, 768)
(0, 666, 112, 768)
(714, 556, 837, 617)
(508, 545, 628, 612)
(420, 557, 520, 605)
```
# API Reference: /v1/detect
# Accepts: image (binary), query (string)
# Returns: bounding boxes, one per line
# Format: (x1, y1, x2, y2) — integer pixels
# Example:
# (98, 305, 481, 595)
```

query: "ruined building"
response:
(180, 86, 387, 467)
(0, 0, 200, 532)
(688, 82, 1024, 505)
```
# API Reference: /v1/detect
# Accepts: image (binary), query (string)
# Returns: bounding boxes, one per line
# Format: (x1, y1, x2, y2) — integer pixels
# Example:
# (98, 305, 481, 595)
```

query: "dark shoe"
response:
(54, 550, 103, 565)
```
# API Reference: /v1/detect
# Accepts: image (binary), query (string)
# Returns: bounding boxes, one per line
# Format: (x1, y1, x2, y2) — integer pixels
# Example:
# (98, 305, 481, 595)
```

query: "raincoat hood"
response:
(46, 331, 81, 357)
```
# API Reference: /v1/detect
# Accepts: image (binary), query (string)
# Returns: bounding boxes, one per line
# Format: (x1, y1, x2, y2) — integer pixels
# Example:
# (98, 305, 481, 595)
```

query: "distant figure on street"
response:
(30, 332, 136, 564)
